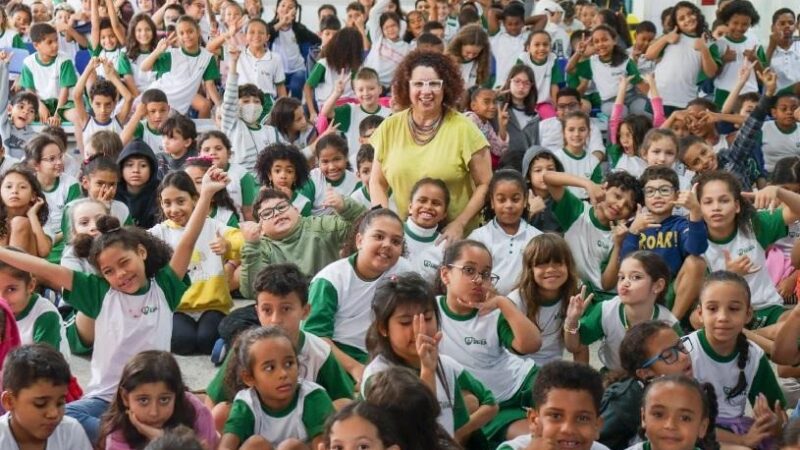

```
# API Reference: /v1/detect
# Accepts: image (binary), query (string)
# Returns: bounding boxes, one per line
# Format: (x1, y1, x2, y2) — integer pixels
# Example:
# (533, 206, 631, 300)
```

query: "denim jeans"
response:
(65, 396, 110, 444)
(284, 71, 307, 100)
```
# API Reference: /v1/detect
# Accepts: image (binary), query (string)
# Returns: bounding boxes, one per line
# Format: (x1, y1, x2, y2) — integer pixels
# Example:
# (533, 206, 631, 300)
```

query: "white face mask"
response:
(239, 103, 263, 124)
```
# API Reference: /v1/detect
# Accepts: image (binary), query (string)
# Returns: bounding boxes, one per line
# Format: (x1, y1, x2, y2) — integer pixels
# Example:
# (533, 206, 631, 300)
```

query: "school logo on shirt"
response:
(597, 239, 611, 252)
(423, 260, 438, 269)
(737, 245, 755, 256)
(139, 305, 159, 316)
(722, 384, 748, 408)
(464, 337, 487, 346)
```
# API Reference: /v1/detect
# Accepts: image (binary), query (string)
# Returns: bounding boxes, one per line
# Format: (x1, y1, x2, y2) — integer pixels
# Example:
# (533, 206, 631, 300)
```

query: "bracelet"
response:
(563, 321, 580, 335)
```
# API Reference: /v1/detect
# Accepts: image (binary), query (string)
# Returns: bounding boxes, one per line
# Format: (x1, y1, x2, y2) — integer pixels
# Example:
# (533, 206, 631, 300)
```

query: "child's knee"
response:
(678, 255, 707, 279)
(9, 215, 31, 233)
(211, 402, 231, 432)
(241, 435, 273, 450)
(277, 438, 307, 450)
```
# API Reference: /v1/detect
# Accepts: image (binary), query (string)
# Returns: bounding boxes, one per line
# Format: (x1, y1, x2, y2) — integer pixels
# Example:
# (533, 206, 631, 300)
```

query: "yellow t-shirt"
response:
(372, 109, 489, 228)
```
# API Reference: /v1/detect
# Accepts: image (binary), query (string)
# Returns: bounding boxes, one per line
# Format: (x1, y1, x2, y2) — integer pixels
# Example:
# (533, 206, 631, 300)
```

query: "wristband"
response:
(563, 321, 580, 335)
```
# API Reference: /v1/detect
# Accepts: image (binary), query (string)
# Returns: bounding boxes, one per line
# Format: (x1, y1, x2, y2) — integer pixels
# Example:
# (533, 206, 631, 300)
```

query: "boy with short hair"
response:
(318, 67, 391, 169)
(121, 88, 171, 155)
(620, 165, 708, 320)
(157, 115, 197, 177)
(221, 45, 279, 175)
(0, 344, 91, 449)
(72, 57, 133, 155)
(544, 170, 642, 301)
(497, 360, 607, 450)
(0, 53, 37, 160)
(208, 263, 353, 417)
(306, 15, 341, 77)
(416, 32, 446, 52)
(488, 2, 529, 89)
(540, 88, 606, 160)
(761, 92, 800, 172)
(20, 23, 79, 127)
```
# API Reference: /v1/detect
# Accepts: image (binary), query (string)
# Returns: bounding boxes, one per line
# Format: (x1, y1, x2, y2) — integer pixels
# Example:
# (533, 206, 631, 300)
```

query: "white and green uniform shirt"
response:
(291, 191, 313, 217)
(349, 185, 397, 212)
(500, 435, 611, 450)
(711, 35, 765, 94)
(771, 41, 800, 92)
(150, 47, 219, 115)
(82, 116, 123, 148)
(307, 58, 355, 107)
(653, 34, 709, 108)
(552, 148, 603, 198)
(626, 442, 697, 450)
(304, 254, 413, 362)
(363, 35, 410, 87)
(0, 29, 24, 50)
(332, 103, 391, 168)
(516, 52, 562, 104)
(42, 174, 81, 238)
(552, 190, 614, 298)
(760, 122, 800, 172)
(468, 219, 542, 295)
(236, 48, 285, 98)
(224, 163, 259, 213)
(459, 60, 479, 89)
(490, 30, 528, 89)
(223, 380, 334, 445)
(437, 296, 537, 402)
(508, 290, 565, 366)
(303, 168, 359, 217)
(687, 329, 785, 420)
(578, 296, 680, 371)
(20, 54, 77, 102)
(132, 120, 164, 155)
(63, 267, 187, 400)
(15, 293, 65, 352)
(92, 46, 124, 79)
(0, 414, 91, 449)
(118, 51, 157, 93)
(404, 219, 444, 283)
(576, 55, 641, 102)
(702, 210, 787, 312)
(362, 354, 495, 436)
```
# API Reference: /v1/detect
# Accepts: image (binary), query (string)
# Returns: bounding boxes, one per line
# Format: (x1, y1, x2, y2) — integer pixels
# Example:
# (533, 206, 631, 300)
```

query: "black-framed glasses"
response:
(640, 336, 693, 369)
(644, 186, 676, 198)
(258, 202, 290, 221)
(447, 264, 500, 285)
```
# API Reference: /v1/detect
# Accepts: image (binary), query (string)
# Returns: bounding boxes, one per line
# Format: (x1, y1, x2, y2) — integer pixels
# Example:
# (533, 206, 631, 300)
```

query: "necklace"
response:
(407, 110, 444, 146)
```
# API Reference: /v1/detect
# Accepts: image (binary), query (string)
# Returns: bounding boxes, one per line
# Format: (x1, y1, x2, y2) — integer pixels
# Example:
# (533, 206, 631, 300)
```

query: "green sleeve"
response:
(153, 265, 190, 311)
(296, 179, 316, 205)
(240, 173, 258, 207)
(748, 354, 786, 408)
(332, 104, 352, 133)
(239, 241, 271, 299)
(625, 59, 642, 85)
(756, 46, 768, 67)
(301, 388, 335, 440)
(11, 34, 24, 49)
(20, 64, 34, 90)
(576, 59, 592, 81)
(551, 60, 564, 85)
(59, 60, 77, 88)
(706, 44, 722, 78)
(316, 351, 355, 400)
(63, 271, 111, 319)
(306, 62, 326, 88)
(329, 198, 367, 245)
(89, 43, 101, 57)
(202, 57, 220, 81)
(497, 445, 514, 450)
(672, 321, 684, 337)
(124, 214, 134, 226)
(153, 52, 172, 77)
(607, 144, 623, 167)
(222, 399, 256, 441)
(497, 314, 515, 350)
(300, 201, 313, 217)
(32, 311, 61, 349)
(133, 121, 144, 139)
(578, 302, 605, 346)
(60, 203, 71, 238)
(66, 183, 82, 203)
(117, 54, 133, 76)
(552, 189, 586, 230)
(303, 279, 339, 339)
(206, 352, 232, 403)
(753, 209, 788, 249)
(590, 164, 604, 184)
(456, 369, 496, 406)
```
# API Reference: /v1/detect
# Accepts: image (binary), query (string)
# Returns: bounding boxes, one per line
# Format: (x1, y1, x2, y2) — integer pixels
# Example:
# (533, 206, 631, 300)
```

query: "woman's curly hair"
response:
(391, 50, 464, 111)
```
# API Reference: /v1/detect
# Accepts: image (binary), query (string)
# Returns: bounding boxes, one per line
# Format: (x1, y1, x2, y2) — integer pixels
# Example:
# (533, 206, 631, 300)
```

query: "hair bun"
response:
(96, 215, 122, 234)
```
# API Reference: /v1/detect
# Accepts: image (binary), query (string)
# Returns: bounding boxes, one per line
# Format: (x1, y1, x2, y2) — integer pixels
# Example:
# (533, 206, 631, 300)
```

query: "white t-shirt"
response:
(467, 219, 542, 295)
(517, 52, 559, 104)
(508, 289, 565, 366)
(0, 413, 91, 449)
(42, 174, 79, 238)
(306, 168, 359, 216)
(551, 147, 602, 198)
(403, 218, 445, 284)
(490, 30, 529, 89)
(499, 435, 610, 450)
(761, 122, 800, 172)
(540, 116, 606, 156)
(712, 35, 761, 94)
(654, 34, 704, 108)
(771, 41, 800, 92)
(273, 27, 305, 74)
(236, 48, 285, 97)
(149, 47, 216, 115)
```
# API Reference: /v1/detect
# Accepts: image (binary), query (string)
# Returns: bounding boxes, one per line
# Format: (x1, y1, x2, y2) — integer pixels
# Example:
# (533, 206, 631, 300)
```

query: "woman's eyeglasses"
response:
(640, 336, 693, 369)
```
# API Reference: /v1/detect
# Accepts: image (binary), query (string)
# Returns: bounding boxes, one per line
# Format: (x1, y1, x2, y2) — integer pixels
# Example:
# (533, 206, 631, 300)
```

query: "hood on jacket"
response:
(117, 139, 158, 185)
(521, 145, 565, 181)
(115, 139, 161, 229)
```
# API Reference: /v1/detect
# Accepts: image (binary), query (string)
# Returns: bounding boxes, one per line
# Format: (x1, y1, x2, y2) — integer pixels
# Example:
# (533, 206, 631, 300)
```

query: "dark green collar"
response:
(697, 329, 738, 363)
(438, 295, 477, 321)
(14, 294, 39, 320)
(256, 386, 300, 417)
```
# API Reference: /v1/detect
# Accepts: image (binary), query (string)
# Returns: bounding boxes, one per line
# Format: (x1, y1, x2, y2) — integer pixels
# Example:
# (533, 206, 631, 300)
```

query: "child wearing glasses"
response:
(620, 166, 708, 322)
(599, 320, 693, 449)
(564, 251, 681, 373)
(437, 239, 541, 445)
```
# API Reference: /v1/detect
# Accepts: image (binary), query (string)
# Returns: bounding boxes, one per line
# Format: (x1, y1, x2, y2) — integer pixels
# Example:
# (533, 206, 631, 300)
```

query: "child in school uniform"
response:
(156, 115, 198, 177)
(363, 0, 411, 90)
(0, 57, 37, 160)
(88, 0, 125, 80)
(402, 177, 447, 282)
(255, 143, 313, 217)
(349, 144, 398, 212)
(198, 131, 259, 221)
(116, 13, 158, 96)
(761, 92, 800, 173)
(301, 134, 360, 216)
(769, 8, 800, 95)
(552, 111, 604, 199)
(234, 19, 287, 111)
(20, 23, 80, 126)
(489, 3, 529, 89)
(304, 27, 364, 120)
(120, 89, 171, 156)
(516, 30, 563, 118)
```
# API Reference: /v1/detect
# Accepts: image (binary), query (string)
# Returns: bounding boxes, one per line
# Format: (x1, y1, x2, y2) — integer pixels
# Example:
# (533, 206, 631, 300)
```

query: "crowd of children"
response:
(2, 0, 800, 449)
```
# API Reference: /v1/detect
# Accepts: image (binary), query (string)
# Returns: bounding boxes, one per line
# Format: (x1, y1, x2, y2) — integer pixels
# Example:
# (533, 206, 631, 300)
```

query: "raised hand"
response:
(240, 221, 261, 243)
(666, 29, 680, 45)
(586, 182, 606, 206)
(742, 45, 759, 63)
(413, 313, 441, 373)
(209, 229, 230, 255)
(333, 70, 349, 96)
(736, 59, 754, 85)
(201, 166, 230, 195)
(742, 186, 781, 212)
(629, 205, 661, 235)
(721, 46, 737, 63)
(565, 286, 593, 331)
(321, 185, 344, 212)
(498, 102, 509, 129)
(27, 197, 44, 219)
(527, 191, 546, 216)
(756, 67, 778, 96)
(723, 250, 760, 276)
(673, 183, 701, 218)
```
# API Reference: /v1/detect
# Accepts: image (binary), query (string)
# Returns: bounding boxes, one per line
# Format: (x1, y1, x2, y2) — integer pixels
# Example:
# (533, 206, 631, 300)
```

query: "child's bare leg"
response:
(75, 312, 96, 346)
(240, 435, 273, 450)
(505, 419, 530, 440)
(191, 94, 212, 118)
(8, 216, 34, 255)
(61, 107, 81, 125)
(211, 401, 231, 433)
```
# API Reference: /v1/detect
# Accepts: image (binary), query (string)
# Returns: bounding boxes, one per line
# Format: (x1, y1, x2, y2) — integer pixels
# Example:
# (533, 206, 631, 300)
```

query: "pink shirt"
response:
(105, 392, 219, 450)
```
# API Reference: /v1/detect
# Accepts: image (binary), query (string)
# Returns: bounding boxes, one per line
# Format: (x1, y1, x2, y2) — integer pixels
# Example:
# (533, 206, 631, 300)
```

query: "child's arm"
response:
(453, 370, 498, 445)
(566, 37, 589, 74)
(488, 295, 541, 354)
(90, 0, 101, 50)
(207, 17, 244, 54)
(644, 73, 666, 127)
(744, 186, 800, 225)
(0, 245, 73, 290)
(318, 72, 346, 120)
(542, 171, 605, 205)
(721, 60, 754, 114)
(140, 34, 174, 73)
(609, 75, 630, 145)
(204, 79, 221, 109)
(645, 30, 678, 61)
(120, 102, 146, 145)
(104, 60, 133, 123)
(773, 305, 800, 365)
(0, 53, 10, 115)
(601, 221, 626, 290)
(563, 287, 594, 353)
(303, 80, 318, 123)
(72, 57, 98, 128)
(55, 18, 89, 48)
(220, 45, 240, 138)
(169, 167, 229, 279)
(722, 69, 776, 174)
(695, 36, 719, 78)
(104, 0, 126, 44)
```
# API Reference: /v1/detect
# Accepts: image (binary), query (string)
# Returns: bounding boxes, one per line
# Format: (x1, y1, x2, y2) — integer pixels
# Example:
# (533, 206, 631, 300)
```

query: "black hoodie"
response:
(115, 140, 161, 229)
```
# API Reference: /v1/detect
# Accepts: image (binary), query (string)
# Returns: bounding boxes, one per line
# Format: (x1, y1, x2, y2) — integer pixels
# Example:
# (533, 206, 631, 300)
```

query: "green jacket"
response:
(239, 198, 366, 297)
